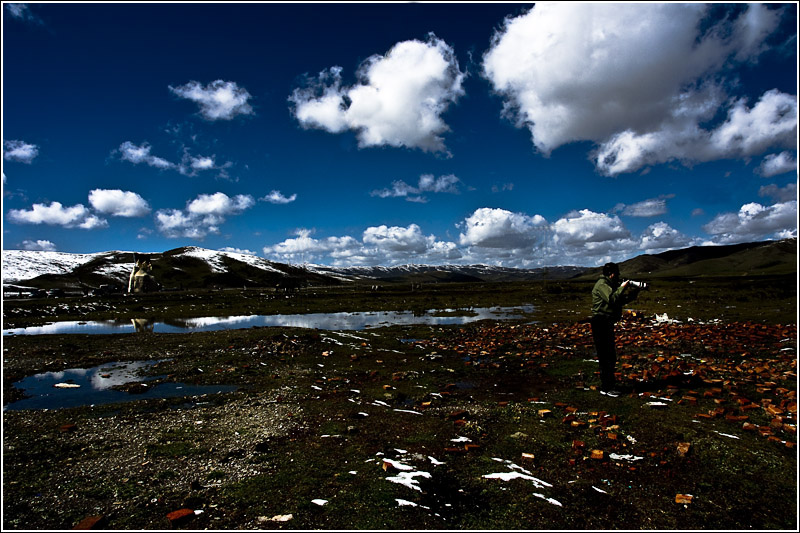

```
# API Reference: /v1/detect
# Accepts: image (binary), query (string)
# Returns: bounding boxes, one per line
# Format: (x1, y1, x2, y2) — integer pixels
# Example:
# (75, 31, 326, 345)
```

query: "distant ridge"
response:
(576, 238, 797, 280)
(2, 238, 796, 292)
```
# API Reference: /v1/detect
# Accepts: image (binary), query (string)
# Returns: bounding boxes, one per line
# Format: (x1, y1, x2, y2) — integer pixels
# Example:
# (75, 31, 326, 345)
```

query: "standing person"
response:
(591, 262, 641, 397)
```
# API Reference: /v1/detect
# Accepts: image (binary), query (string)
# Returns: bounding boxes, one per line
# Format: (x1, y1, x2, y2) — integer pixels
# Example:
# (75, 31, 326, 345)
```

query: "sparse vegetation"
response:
(2, 273, 796, 530)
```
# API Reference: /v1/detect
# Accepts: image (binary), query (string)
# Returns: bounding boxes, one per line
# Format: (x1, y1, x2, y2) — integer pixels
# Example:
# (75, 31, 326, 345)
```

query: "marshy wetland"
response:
(2, 276, 796, 530)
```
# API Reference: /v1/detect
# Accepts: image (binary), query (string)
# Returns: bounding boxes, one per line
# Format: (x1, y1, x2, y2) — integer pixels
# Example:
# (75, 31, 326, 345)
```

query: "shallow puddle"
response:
(2, 305, 536, 336)
(4, 360, 237, 411)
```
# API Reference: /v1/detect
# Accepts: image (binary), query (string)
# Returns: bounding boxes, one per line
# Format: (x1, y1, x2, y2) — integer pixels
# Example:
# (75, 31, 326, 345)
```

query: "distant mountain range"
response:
(2, 239, 796, 293)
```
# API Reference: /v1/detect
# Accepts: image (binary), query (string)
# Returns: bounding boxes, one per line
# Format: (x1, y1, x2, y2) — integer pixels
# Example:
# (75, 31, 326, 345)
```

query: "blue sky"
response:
(2, 2, 797, 268)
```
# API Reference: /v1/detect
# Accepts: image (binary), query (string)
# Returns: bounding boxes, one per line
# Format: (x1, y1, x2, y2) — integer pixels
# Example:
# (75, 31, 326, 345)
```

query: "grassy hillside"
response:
(577, 238, 796, 280)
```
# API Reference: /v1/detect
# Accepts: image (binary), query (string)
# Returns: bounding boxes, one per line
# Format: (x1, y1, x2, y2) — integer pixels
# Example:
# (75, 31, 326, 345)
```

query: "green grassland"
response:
(2, 275, 797, 530)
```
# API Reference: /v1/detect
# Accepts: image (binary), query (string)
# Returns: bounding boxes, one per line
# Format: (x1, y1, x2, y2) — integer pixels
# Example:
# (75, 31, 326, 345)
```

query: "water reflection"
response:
(4, 360, 237, 411)
(3, 305, 536, 336)
(132, 318, 154, 333)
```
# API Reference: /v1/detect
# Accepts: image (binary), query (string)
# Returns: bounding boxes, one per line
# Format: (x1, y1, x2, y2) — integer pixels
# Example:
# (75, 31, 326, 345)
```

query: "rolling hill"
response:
(575, 238, 797, 280)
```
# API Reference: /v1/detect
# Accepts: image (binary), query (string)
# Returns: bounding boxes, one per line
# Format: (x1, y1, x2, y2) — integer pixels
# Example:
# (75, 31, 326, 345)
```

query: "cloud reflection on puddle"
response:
(3, 306, 536, 336)
(5, 360, 236, 411)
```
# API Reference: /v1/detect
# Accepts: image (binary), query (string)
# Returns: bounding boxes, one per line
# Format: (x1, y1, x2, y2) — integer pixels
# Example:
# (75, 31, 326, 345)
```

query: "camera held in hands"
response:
(626, 280, 648, 290)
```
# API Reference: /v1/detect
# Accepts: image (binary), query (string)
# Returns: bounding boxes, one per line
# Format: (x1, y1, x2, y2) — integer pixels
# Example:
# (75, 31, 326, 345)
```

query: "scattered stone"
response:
(166, 508, 195, 526)
(260, 514, 293, 523)
(444, 446, 467, 454)
(676, 442, 692, 457)
(72, 514, 107, 529)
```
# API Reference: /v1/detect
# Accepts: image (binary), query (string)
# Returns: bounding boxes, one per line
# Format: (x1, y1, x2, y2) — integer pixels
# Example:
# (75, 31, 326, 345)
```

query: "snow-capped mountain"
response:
(2, 239, 794, 293)
(1, 250, 109, 284)
(1, 246, 584, 290)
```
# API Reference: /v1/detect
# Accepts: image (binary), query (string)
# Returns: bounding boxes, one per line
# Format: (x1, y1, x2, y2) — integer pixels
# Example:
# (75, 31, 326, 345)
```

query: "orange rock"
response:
(167, 509, 194, 525)
(73, 515, 107, 530)
(725, 414, 748, 422)
(675, 494, 694, 504)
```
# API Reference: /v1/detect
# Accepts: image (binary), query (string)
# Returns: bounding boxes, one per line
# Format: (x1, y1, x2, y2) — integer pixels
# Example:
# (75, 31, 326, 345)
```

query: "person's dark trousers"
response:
(591, 315, 617, 391)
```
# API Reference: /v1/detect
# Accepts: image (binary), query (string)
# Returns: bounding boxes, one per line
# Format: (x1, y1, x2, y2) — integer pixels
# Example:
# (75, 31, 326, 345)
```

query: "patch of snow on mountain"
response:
(2, 250, 100, 283)
(179, 247, 283, 275)
(179, 247, 228, 273)
(218, 250, 284, 274)
(96, 262, 136, 283)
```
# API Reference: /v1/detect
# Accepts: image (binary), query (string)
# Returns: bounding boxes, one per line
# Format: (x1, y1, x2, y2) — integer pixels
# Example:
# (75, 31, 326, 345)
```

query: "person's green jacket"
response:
(592, 276, 637, 322)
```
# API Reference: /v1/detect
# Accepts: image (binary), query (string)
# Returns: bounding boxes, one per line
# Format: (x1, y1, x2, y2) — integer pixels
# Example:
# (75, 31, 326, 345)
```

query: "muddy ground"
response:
(2, 277, 797, 530)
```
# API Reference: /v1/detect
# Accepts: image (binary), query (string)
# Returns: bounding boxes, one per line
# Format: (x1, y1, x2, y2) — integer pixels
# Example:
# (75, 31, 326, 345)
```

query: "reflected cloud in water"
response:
(3, 306, 536, 336)
(5, 360, 236, 411)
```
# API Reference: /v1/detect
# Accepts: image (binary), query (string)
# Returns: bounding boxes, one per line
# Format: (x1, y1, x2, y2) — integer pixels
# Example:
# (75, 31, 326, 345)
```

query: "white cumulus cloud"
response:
(3, 140, 39, 163)
(363, 224, 430, 254)
(639, 222, 693, 253)
(20, 239, 57, 252)
(756, 151, 797, 177)
(178, 151, 234, 178)
(371, 174, 461, 202)
(482, 3, 795, 176)
(550, 209, 637, 264)
(290, 34, 465, 153)
(264, 224, 461, 267)
(459, 207, 547, 249)
(706, 89, 797, 159)
(118, 141, 174, 169)
(7, 201, 107, 229)
(156, 192, 254, 239)
(703, 200, 798, 244)
(88, 189, 150, 217)
(169, 80, 254, 121)
(614, 197, 670, 217)
(186, 192, 254, 216)
(260, 191, 298, 205)
(264, 229, 359, 263)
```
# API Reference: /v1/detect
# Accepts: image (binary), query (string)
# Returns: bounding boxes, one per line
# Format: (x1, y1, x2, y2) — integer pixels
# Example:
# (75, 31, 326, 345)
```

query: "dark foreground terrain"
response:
(2, 276, 797, 530)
